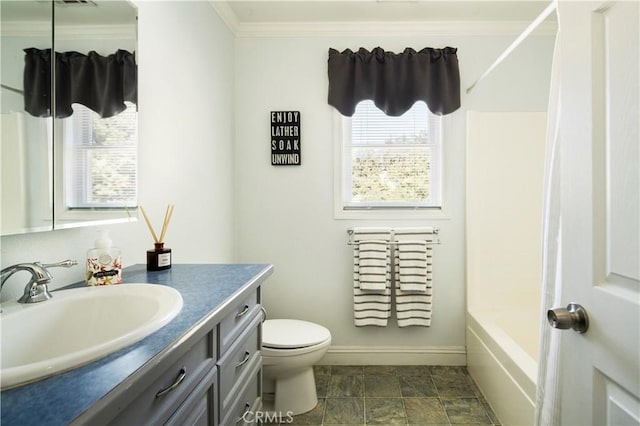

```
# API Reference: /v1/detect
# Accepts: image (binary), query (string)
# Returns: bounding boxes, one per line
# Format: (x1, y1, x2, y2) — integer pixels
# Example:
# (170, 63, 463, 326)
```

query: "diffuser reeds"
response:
(140, 204, 174, 244)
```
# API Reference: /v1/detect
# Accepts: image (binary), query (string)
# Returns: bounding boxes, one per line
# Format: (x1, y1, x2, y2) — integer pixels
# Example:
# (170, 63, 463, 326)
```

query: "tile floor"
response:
(267, 365, 501, 425)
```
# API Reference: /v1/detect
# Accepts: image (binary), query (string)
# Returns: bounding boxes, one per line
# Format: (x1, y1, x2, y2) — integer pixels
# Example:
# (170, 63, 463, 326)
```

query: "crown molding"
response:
(0, 22, 50, 37)
(1, 22, 135, 40)
(232, 20, 557, 38)
(208, 0, 240, 35)
(57, 25, 136, 40)
(205, 1, 557, 39)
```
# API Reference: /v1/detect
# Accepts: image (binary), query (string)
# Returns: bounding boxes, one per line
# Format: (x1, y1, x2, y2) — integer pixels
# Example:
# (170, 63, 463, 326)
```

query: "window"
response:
(338, 100, 442, 211)
(62, 103, 137, 210)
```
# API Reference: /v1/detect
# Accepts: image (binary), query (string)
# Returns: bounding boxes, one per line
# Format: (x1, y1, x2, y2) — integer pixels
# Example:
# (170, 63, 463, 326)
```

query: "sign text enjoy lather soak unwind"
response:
(271, 111, 300, 166)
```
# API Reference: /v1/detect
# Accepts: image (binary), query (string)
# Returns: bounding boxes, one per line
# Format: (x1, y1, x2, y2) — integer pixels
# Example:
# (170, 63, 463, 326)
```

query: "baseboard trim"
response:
(318, 346, 467, 366)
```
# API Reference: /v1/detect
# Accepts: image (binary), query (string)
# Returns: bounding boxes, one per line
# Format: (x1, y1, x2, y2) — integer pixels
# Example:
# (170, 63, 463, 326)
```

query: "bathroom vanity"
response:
(0, 263, 273, 426)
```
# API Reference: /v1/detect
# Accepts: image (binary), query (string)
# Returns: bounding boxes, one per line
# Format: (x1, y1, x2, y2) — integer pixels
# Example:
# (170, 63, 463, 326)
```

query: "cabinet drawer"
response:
(109, 331, 215, 426)
(219, 361, 261, 426)
(165, 366, 217, 426)
(219, 290, 260, 354)
(218, 313, 262, 412)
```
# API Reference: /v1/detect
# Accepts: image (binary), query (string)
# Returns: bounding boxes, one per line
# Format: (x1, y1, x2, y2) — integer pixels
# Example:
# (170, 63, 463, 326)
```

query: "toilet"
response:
(261, 319, 332, 415)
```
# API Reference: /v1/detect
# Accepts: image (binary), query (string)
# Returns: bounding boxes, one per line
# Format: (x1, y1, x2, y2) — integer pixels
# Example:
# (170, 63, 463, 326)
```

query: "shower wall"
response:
(466, 111, 546, 425)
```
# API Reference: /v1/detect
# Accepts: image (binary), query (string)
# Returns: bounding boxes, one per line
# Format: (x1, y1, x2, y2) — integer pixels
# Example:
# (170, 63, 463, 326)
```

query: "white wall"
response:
(234, 31, 554, 361)
(0, 1, 236, 300)
(1, 4, 555, 364)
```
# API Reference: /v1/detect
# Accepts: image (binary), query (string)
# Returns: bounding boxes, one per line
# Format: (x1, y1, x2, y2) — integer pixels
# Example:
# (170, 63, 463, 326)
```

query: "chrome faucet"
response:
(0, 260, 78, 304)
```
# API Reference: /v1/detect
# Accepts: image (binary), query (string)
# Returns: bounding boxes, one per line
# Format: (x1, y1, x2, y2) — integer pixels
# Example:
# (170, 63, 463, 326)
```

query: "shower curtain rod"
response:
(466, 0, 557, 94)
(1, 83, 23, 95)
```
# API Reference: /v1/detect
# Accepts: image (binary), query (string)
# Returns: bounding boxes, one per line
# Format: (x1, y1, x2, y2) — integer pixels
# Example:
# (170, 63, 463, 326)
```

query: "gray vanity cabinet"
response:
(218, 298, 263, 425)
(104, 326, 219, 425)
(79, 286, 264, 426)
(165, 366, 218, 426)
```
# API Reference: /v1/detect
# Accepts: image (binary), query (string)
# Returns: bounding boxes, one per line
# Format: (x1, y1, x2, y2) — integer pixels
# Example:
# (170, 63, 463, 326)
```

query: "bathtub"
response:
(465, 111, 546, 426)
(466, 308, 538, 426)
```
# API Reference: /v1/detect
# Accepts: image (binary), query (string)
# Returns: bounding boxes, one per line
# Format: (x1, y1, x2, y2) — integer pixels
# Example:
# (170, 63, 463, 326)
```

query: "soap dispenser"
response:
(86, 230, 122, 286)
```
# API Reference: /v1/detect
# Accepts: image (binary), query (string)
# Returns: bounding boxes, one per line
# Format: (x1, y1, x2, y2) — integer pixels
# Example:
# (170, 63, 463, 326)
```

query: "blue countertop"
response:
(0, 263, 273, 426)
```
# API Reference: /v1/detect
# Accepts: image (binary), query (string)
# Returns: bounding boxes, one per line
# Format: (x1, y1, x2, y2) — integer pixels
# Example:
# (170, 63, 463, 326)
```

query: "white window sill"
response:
(334, 206, 450, 220)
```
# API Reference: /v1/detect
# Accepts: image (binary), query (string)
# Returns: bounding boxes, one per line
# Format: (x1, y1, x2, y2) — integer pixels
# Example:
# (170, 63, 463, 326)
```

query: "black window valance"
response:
(23, 48, 137, 119)
(327, 47, 460, 117)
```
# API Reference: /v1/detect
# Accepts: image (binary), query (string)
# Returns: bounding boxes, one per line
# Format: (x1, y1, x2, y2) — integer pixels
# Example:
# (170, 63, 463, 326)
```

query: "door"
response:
(555, 1, 639, 425)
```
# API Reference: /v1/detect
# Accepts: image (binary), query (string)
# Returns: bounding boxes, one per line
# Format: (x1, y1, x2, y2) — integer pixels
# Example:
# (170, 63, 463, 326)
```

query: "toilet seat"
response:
(263, 319, 331, 349)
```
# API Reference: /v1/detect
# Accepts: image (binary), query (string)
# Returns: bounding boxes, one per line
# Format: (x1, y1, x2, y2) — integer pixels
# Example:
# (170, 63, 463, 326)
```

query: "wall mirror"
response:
(0, 0, 138, 236)
(1, 1, 53, 235)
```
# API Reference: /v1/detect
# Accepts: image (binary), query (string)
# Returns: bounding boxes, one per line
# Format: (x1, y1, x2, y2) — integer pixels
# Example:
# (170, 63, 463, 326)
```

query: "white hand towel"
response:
(393, 227, 435, 327)
(351, 227, 392, 326)
(397, 241, 428, 292)
(357, 240, 388, 291)
(393, 226, 436, 236)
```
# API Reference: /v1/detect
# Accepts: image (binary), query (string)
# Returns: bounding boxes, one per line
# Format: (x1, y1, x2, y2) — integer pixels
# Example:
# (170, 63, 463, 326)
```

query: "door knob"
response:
(547, 303, 589, 333)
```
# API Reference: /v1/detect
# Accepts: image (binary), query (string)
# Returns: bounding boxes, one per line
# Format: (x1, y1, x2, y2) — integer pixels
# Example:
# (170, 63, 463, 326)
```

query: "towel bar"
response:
(347, 228, 439, 236)
(347, 240, 441, 246)
(346, 228, 441, 246)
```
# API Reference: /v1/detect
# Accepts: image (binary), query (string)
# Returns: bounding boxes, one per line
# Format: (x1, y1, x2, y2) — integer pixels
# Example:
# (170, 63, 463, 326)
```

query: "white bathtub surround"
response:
(466, 311, 537, 425)
(1, 112, 27, 231)
(466, 111, 546, 426)
(394, 227, 435, 327)
(351, 228, 392, 327)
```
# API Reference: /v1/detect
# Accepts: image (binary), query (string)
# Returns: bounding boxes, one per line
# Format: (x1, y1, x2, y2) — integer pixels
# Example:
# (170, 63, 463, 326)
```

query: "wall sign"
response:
(271, 111, 301, 166)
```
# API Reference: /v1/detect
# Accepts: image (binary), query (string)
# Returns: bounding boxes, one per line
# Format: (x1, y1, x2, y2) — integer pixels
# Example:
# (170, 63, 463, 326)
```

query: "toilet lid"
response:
(263, 319, 331, 349)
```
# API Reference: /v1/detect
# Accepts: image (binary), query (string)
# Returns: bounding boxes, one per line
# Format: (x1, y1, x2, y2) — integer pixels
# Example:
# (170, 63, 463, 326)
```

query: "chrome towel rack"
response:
(346, 228, 441, 246)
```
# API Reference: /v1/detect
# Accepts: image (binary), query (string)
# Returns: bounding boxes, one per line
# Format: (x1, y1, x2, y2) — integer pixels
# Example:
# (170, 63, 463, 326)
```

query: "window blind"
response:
(345, 100, 442, 208)
(64, 103, 137, 208)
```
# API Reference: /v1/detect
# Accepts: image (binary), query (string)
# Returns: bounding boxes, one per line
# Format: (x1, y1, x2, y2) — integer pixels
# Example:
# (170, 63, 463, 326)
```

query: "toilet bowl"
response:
(261, 319, 331, 415)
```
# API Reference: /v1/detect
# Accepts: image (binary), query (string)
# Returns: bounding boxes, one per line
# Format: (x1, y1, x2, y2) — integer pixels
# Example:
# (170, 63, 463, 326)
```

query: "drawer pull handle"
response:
(155, 367, 186, 398)
(235, 305, 250, 319)
(236, 351, 251, 369)
(236, 402, 251, 423)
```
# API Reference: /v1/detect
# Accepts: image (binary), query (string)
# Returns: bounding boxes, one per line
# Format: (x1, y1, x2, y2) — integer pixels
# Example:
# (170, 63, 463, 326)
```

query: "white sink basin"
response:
(0, 283, 183, 389)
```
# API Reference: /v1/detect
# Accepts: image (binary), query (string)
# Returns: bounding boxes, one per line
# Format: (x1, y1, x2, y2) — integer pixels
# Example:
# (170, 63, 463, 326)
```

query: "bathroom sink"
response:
(0, 283, 183, 389)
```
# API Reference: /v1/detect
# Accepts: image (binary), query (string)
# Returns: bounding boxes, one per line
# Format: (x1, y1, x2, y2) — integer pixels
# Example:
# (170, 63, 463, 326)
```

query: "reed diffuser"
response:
(140, 204, 174, 271)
